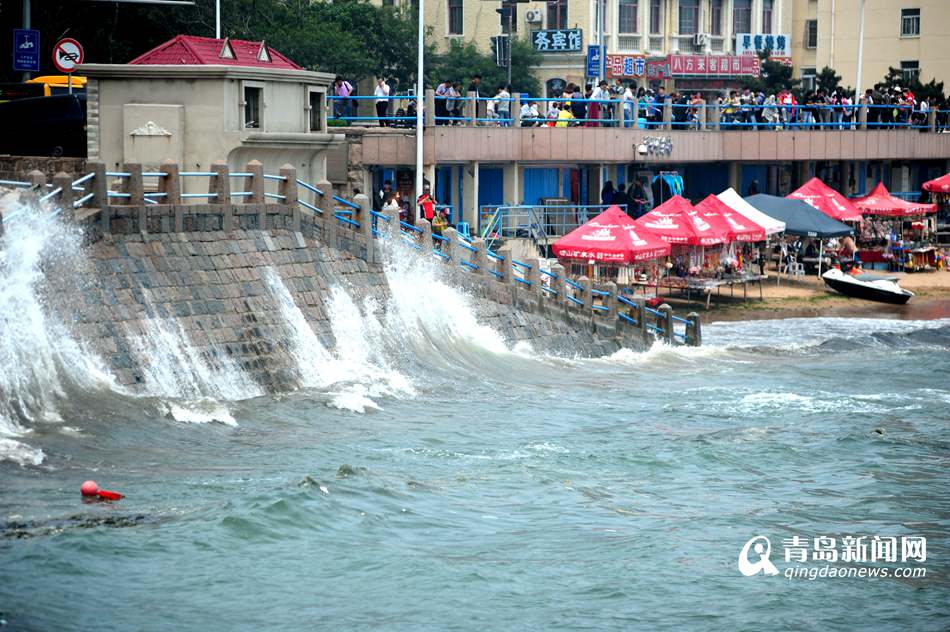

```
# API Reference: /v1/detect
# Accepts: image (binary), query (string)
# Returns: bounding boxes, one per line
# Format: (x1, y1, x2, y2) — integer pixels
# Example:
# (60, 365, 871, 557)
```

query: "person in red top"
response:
(417, 186, 436, 221)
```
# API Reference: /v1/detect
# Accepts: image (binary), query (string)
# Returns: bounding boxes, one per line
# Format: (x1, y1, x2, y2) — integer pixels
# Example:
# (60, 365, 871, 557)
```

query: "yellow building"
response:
(376, 0, 947, 96)
(794, 0, 949, 93)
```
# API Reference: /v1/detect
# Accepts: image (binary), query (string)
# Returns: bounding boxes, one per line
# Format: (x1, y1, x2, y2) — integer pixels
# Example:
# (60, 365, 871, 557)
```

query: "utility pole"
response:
(22, 0, 31, 82)
(598, 0, 605, 82)
(215, 0, 221, 39)
(507, 4, 512, 86)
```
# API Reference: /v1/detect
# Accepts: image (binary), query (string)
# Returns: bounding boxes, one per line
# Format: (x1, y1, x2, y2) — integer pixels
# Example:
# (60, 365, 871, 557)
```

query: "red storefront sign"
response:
(668, 54, 760, 77)
(605, 54, 669, 80)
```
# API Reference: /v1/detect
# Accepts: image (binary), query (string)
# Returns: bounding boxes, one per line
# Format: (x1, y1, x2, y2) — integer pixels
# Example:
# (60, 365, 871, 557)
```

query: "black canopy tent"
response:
(745, 194, 853, 280)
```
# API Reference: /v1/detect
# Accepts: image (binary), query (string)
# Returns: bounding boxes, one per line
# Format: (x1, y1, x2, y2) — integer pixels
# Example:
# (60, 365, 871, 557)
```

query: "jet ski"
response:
(821, 262, 914, 305)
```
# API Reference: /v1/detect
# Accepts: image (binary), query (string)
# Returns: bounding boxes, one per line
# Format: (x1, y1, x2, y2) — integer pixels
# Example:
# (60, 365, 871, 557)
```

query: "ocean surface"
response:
(1, 195, 949, 631)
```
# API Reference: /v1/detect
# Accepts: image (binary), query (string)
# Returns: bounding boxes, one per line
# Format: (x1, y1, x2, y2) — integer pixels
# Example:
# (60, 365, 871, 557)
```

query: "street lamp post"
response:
(855, 0, 866, 98)
(415, 0, 425, 202)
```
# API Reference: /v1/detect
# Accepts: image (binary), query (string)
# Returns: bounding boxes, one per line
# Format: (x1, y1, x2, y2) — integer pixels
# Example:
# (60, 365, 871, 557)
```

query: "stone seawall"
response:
(2, 160, 698, 394)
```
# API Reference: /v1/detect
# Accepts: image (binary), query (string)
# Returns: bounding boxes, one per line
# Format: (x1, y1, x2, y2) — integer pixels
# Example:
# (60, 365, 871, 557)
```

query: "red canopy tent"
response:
(851, 182, 937, 216)
(787, 177, 863, 222)
(923, 173, 950, 193)
(695, 195, 767, 242)
(634, 195, 730, 246)
(552, 205, 670, 263)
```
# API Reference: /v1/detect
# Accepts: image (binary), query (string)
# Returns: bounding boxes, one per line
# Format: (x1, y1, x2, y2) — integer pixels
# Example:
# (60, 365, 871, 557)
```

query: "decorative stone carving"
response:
(129, 122, 172, 137)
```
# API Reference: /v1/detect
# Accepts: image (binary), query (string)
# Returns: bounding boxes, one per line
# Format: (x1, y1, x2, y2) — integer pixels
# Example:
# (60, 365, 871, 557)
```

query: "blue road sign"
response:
(586, 45, 603, 78)
(14, 29, 41, 73)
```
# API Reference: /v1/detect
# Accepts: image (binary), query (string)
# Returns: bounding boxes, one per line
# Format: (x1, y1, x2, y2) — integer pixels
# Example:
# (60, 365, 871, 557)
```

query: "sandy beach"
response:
(659, 268, 950, 323)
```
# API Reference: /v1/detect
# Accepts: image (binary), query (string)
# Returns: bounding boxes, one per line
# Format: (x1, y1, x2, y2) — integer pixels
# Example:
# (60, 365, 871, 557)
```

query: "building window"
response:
(448, 0, 463, 34)
(901, 60, 920, 82)
(243, 84, 262, 129)
(901, 8, 920, 37)
(801, 67, 816, 91)
(710, 0, 723, 36)
(678, 0, 699, 34)
(649, 0, 662, 34)
(762, 0, 773, 34)
(547, 0, 567, 29)
(732, 0, 751, 34)
(618, 0, 638, 33)
(308, 90, 323, 132)
(805, 19, 818, 48)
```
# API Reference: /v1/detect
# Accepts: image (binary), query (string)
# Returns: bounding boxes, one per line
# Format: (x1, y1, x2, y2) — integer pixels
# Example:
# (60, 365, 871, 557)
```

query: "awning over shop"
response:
(745, 194, 853, 238)
(634, 195, 730, 246)
(696, 194, 767, 242)
(552, 205, 671, 264)
(717, 188, 786, 235)
(851, 182, 937, 216)
(787, 177, 863, 222)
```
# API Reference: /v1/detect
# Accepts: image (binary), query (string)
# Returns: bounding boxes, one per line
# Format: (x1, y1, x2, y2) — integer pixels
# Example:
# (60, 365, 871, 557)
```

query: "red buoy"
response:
(80, 480, 125, 501)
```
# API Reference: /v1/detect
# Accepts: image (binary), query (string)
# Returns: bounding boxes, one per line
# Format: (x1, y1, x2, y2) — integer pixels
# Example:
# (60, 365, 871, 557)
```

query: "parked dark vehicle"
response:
(0, 94, 87, 158)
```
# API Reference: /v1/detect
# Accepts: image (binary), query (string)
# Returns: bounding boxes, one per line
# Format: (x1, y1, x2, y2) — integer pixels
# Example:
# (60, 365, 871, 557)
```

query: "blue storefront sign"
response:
(586, 45, 604, 78)
(13, 29, 41, 72)
(532, 29, 583, 53)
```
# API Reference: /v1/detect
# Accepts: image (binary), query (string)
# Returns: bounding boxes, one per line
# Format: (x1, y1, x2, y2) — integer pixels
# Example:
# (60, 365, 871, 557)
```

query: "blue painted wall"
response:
(478, 167, 505, 207)
(523, 167, 560, 205)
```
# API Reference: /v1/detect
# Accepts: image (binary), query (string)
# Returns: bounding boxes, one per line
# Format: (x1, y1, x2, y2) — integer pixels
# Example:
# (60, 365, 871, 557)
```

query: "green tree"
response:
(816, 66, 842, 94)
(428, 38, 540, 95)
(740, 51, 799, 95)
(876, 66, 945, 103)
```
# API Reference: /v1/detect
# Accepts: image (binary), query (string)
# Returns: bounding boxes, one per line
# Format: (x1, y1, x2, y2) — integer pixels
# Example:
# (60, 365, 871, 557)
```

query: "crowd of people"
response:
(333, 72, 949, 132)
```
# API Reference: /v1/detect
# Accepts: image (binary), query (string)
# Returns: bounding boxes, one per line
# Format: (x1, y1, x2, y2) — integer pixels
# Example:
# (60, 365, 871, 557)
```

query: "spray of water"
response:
(0, 191, 116, 465)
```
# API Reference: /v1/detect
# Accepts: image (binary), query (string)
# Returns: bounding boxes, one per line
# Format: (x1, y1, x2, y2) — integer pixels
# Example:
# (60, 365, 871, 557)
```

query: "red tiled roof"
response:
(129, 35, 302, 70)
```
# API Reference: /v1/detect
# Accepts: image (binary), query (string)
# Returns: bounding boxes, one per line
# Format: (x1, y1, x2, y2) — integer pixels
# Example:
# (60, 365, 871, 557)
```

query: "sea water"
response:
(1, 196, 948, 631)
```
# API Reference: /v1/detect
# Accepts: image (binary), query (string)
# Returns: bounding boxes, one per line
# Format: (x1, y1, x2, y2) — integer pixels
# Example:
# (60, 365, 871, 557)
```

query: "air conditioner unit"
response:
(525, 9, 543, 23)
(693, 33, 708, 46)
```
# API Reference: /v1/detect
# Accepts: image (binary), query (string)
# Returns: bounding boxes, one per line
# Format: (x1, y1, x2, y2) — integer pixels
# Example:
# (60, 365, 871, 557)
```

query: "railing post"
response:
(928, 108, 937, 133)
(53, 172, 74, 215)
(424, 89, 435, 127)
(159, 160, 182, 232)
(279, 164, 299, 231)
(859, 98, 868, 130)
(355, 192, 375, 263)
(499, 247, 514, 285)
(124, 162, 144, 206)
(210, 160, 231, 233)
(385, 209, 400, 241)
(416, 217, 433, 255)
(579, 276, 593, 309)
(442, 227, 457, 263)
(27, 169, 46, 190)
(686, 311, 702, 346)
(635, 298, 646, 333)
(616, 99, 625, 126)
(662, 100, 672, 130)
(604, 281, 618, 321)
(467, 90, 477, 126)
(697, 99, 707, 130)
(659, 303, 674, 343)
(246, 160, 265, 229)
(472, 236, 488, 276)
(316, 178, 335, 244)
(525, 257, 541, 293)
(89, 161, 109, 232)
(551, 263, 567, 303)
(512, 93, 521, 127)
(708, 102, 721, 130)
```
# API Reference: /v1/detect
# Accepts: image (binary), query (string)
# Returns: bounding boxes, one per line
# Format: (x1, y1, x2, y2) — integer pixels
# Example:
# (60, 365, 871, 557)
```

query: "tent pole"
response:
(817, 240, 824, 288)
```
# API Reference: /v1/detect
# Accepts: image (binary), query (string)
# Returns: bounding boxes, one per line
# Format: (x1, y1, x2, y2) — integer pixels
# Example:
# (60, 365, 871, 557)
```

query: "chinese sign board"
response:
(13, 29, 40, 73)
(668, 54, 760, 77)
(735, 33, 791, 57)
(532, 29, 582, 53)
(605, 55, 669, 80)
